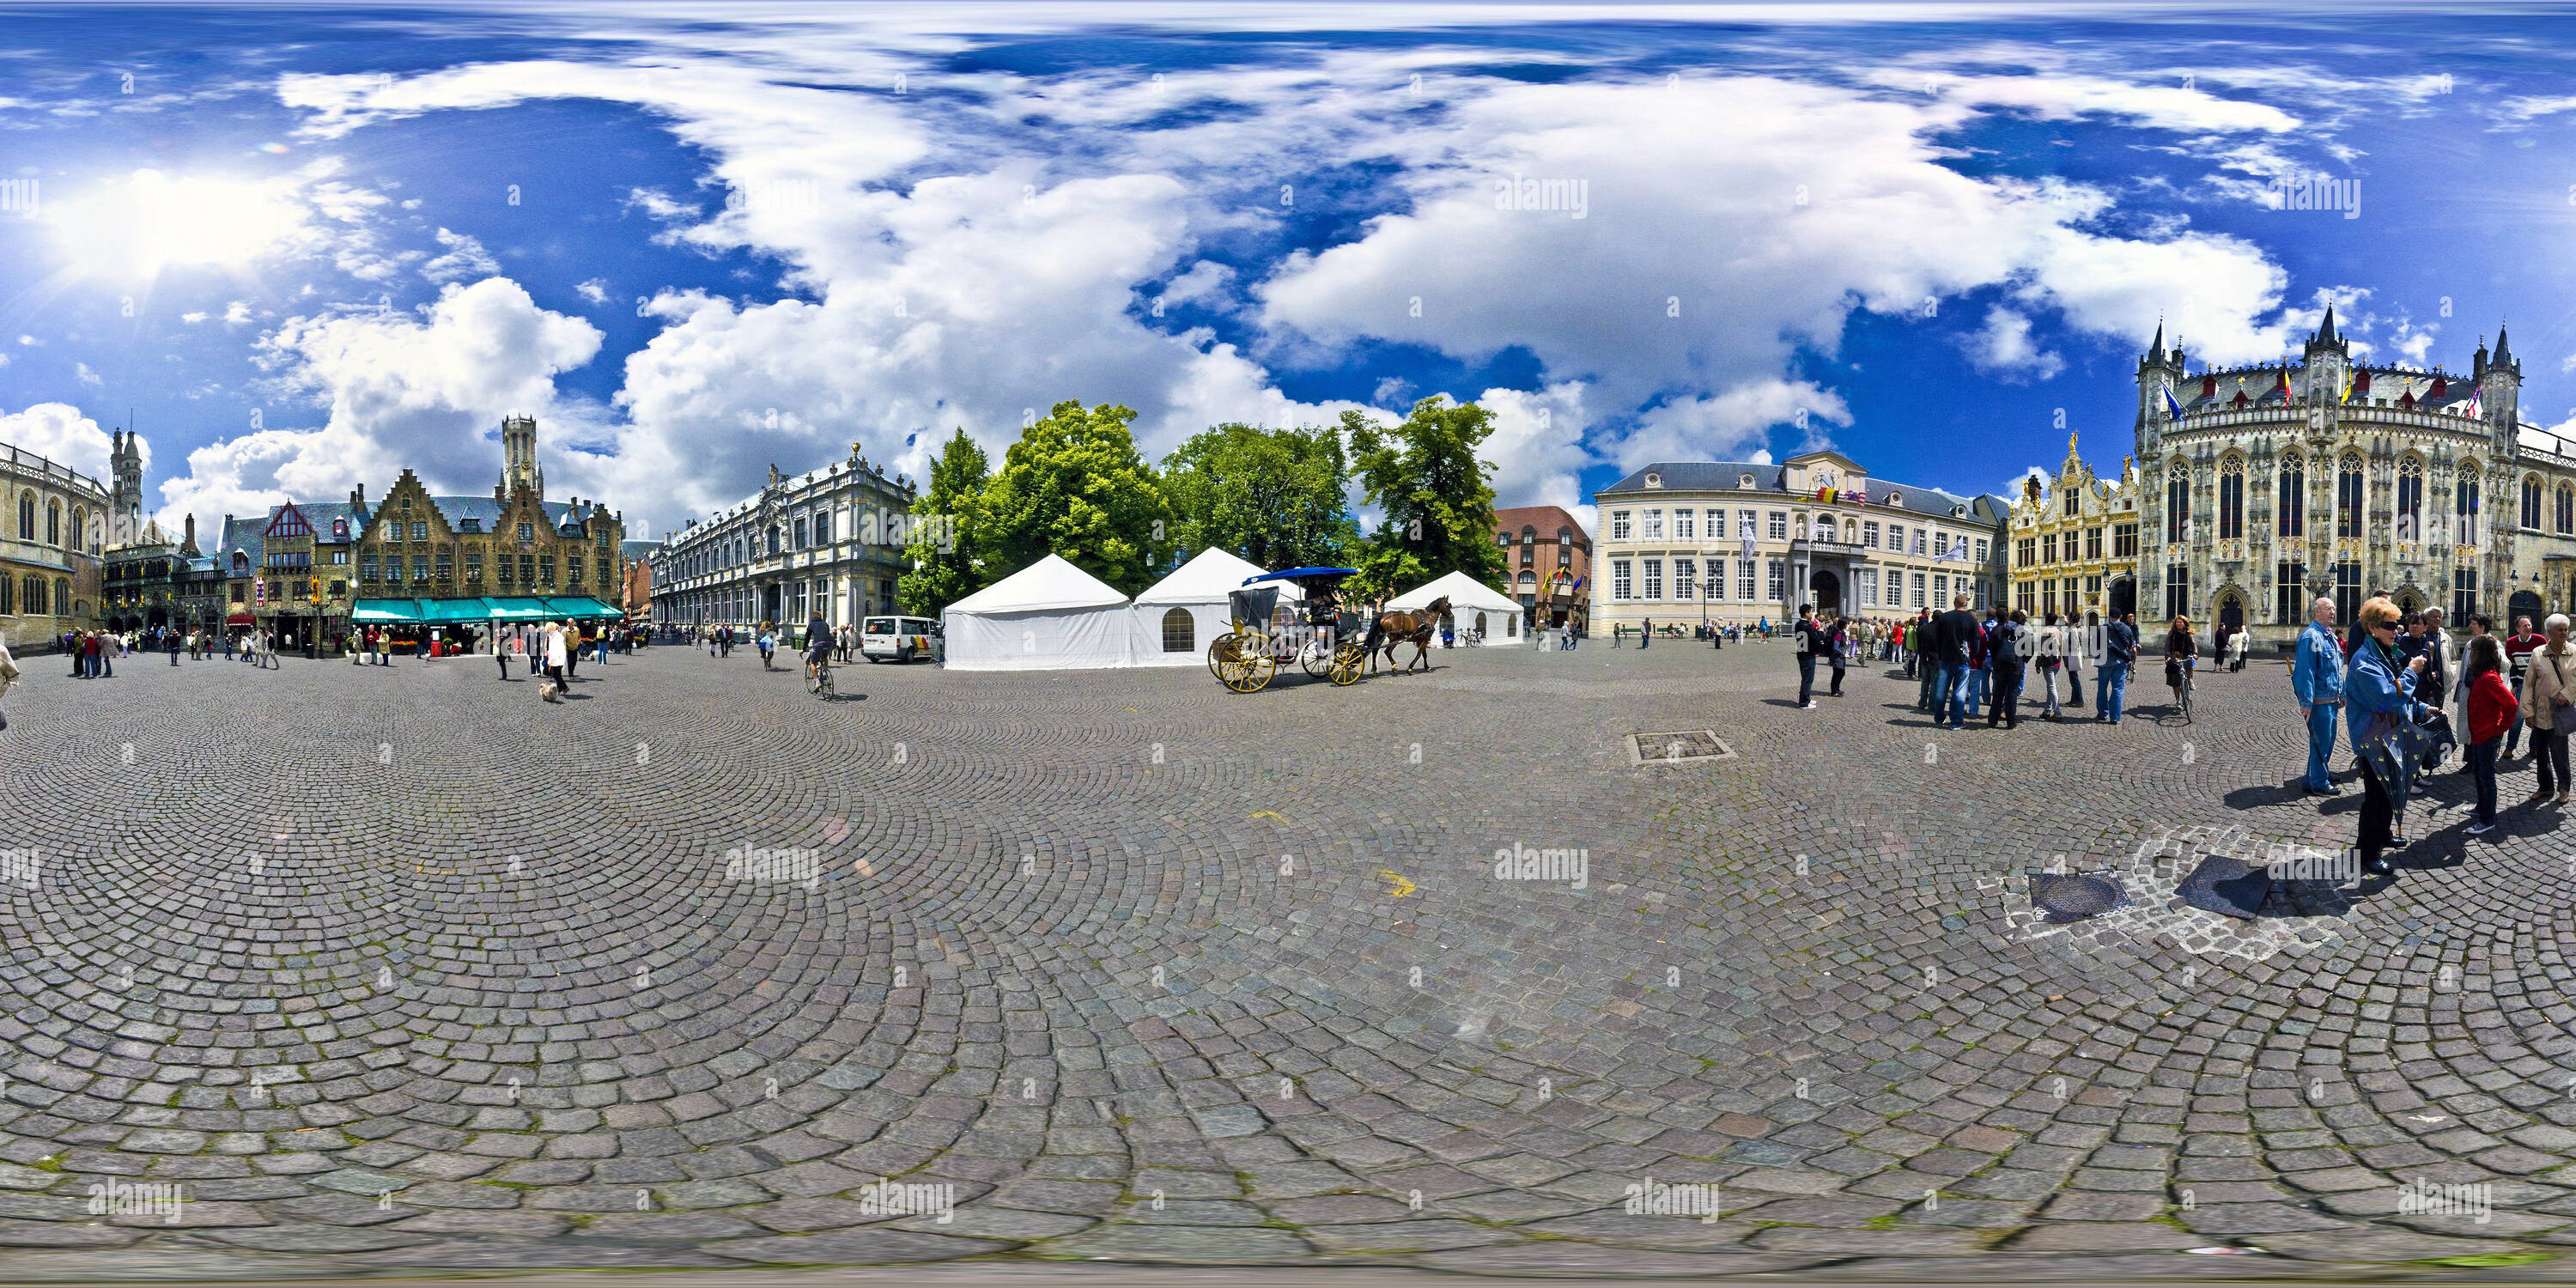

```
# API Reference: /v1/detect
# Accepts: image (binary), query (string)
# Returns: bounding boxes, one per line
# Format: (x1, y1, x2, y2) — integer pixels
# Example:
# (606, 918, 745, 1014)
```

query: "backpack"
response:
(1992, 622, 2024, 665)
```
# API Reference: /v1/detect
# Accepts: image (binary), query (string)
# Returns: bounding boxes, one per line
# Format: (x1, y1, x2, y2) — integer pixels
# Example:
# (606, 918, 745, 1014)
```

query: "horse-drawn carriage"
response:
(1208, 567, 1370, 692)
(1206, 567, 1455, 692)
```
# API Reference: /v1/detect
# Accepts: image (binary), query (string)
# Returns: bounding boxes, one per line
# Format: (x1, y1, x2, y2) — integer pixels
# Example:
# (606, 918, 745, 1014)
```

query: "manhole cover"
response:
(2030, 872, 2126, 922)
(1629, 730, 1735, 764)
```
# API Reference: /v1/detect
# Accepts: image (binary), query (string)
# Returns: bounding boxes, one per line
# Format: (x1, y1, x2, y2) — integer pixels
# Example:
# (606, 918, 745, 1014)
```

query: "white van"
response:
(862, 616, 941, 663)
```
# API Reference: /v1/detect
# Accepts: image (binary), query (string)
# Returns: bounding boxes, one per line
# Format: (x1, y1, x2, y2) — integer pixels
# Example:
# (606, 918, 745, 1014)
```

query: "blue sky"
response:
(4, 2, 2576, 543)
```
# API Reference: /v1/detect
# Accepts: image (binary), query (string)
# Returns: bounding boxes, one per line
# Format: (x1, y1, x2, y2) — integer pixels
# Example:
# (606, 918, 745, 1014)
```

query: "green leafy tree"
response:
(981, 400, 1173, 595)
(1345, 396, 1507, 592)
(897, 428, 990, 616)
(1161, 422, 1360, 571)
(1344, 545, 1427, 608)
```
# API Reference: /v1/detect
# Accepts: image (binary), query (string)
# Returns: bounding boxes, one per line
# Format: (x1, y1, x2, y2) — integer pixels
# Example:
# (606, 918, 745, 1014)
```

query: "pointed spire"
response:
(2494, 322, 2513, 366)
(2148, 320, 2166, 363)
(2314, 301, 2338, 346)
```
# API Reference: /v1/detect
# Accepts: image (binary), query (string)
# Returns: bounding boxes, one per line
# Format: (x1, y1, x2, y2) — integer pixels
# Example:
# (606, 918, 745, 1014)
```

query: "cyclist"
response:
(804, 611, 834, 690)
(2164, 613, 2198, 722)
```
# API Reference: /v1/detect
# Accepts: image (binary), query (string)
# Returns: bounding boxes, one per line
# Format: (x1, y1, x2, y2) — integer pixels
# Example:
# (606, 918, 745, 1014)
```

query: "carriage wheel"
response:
(1300, 641, 1334, 680)
(1224, 651, 1276, 692)
(1206, 636, 1235, 679)
(1328, 642, 1364, 686)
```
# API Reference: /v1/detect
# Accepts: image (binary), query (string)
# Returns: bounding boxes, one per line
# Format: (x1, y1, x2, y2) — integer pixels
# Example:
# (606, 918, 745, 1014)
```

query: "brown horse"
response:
(1371, 596, 1451, 674)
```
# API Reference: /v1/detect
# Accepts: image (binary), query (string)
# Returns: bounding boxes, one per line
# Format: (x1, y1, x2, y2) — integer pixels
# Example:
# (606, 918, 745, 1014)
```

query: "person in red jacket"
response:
(2465, 634, 2517, 834)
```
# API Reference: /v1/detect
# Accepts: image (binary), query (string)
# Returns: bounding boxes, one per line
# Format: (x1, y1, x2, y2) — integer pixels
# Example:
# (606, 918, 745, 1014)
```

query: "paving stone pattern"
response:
(0, 641, 2571, 1278)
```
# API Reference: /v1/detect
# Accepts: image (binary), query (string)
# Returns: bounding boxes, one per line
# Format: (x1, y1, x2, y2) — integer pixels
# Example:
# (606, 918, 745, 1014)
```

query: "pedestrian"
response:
(1964, 607, 1996, 720)
(2292, 598, 2346, 797)
(2033, 613, 2065, 720)
(1792, 604, 1824, 708)
(2229, 622, 2251, 672)
(542, 622, 570, 702)
(2164, 614, 2197, 718)
(1639, 617, 1651, 651)
(223, 631, 235, 661)
(167, 630, 179, 665)
(2065, 618, 2086, 709)
(2099, 611, 2138, 724)
(2506, 615, 2543, 759)
(2464, 634, 2513, 835)
(1828, 615, 1849, 696)
(1913, 608, 1937, 711)
(1932, 592, 1978, 730)
(496, 631, 512, 680)
(757, 626, 775, 670)
(2346, 596, 2433, 877)
(708, 630, 720, 659)
(1985, 610, 2028, 728)
(2522, 613, 2576, 811)
(0, 633, 16, 731)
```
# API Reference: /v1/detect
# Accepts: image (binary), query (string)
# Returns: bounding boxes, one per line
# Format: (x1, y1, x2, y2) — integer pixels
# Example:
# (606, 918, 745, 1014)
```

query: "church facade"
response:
(2131, 311, 2576, 645)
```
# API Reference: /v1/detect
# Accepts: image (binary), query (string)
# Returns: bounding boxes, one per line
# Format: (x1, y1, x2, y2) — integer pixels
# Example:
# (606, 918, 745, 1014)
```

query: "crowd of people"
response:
(2295, 597, 2566, 877)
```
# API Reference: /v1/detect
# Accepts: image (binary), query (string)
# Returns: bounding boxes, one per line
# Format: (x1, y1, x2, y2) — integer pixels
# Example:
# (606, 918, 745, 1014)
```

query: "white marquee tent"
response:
(1390, 570, 1523, 645)
(1128, 548, 1303, 667)
(943, 554, 1133, 671)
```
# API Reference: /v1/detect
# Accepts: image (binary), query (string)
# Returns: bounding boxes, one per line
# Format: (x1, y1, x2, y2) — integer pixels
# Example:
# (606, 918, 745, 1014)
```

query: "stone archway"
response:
(1808, 568, 1842, 615)
(2215, 589, 2245, 632)
(2107, 576, 2136, 620)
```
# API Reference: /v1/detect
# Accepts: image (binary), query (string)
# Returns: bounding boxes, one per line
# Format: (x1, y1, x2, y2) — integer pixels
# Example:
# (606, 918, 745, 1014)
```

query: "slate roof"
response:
(1599, 462, 2011, 524)
(426, 496, 605, 536)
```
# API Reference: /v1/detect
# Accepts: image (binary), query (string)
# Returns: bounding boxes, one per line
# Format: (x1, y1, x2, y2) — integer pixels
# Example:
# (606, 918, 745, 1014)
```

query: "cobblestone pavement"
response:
(3, 640, 2576, 1281)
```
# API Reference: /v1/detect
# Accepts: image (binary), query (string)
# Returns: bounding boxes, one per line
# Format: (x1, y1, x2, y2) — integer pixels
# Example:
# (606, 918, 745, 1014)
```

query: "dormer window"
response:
(1739, 473, 1756, 489)
(1643, 471, 1662, 489)
(1885, 491, 1901, 506)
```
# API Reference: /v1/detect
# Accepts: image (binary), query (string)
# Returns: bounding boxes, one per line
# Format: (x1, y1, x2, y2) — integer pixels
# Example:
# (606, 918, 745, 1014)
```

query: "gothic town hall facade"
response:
(2136, 308, 2576, 645)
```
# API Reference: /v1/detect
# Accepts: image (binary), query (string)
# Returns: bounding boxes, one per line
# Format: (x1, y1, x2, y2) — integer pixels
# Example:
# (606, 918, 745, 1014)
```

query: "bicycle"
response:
(2173, 656, 2195, 724)
(806, 655, 835, 697)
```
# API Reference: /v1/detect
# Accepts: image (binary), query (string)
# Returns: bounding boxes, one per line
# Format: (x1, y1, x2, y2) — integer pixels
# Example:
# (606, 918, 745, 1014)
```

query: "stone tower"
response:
(501, 414, 544, 495)
(2476, 325, 2522, 459)
(2133, 321, 2183, 462)
(109, 429, 143, 547)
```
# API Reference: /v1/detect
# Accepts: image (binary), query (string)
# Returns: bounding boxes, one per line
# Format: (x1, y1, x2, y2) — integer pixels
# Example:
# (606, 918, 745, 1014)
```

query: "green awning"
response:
(350, 598, 422, 623)
(544, 596, 626, 618)
(483, 597, 556, 621)
(421, 598, 495, 623)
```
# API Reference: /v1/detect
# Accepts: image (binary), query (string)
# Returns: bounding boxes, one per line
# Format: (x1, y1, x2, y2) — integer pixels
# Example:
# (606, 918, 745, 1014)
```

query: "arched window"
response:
(2458, 464, 2482, 544)
(0, 574, 11, 614)
(54, 579, 69, 614)
(23, 575, 42, 615)
(2525, 475, 2545, 531)
(2165, 465, 2190, 543)
(2395, 457, 2423, 542)
(1475, 611, 1489, 637)
(16, 494, 29, 540)
(70, 507, 84, 551)
(2277, 455, 2305, 538)
(2337, 455, 2364, 538)
(2217, 458, 2244, 539)
(2557, 483, 2573, 535)
(1159, 606, 1194, 653)
(46, 500, 60, 547)
(766, 526, 780, 556)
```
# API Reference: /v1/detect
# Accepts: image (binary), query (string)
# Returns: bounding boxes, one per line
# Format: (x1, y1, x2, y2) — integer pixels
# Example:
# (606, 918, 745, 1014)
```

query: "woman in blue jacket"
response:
(2343, 597, 2433, 877)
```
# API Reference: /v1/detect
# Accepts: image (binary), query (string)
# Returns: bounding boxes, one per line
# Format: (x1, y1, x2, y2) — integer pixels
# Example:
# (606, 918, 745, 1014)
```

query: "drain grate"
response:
(1629, 730, 1736, 765)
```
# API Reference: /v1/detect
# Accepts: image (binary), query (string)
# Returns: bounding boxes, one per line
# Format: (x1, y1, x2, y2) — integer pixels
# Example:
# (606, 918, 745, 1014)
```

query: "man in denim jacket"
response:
(2291, 597, 2345, 796)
